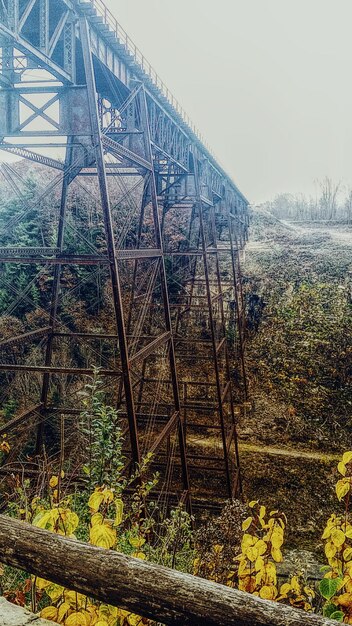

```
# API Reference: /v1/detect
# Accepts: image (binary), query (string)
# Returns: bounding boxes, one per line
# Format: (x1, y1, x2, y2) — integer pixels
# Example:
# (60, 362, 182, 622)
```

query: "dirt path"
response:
(238, 442, 340, 463)
(281, 219, 352, 245)
(188, 435, 341, 464)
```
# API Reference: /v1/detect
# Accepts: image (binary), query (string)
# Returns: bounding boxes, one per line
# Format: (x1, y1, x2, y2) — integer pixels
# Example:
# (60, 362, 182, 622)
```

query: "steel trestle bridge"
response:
(0, 0, 249, 510)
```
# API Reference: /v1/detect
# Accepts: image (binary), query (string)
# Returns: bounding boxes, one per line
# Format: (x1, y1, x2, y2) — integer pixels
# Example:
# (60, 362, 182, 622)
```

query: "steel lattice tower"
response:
(0, 0, 249, 511)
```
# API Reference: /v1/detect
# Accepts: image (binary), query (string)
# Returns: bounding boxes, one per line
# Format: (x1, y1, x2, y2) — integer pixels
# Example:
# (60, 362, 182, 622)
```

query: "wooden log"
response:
(0, 515, 336, 626)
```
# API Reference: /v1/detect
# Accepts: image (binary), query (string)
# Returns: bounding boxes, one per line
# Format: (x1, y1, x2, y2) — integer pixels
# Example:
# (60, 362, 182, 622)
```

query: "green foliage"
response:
(245, 214, 352, 445)
(319, 578, 342, 600)
(80, 369, 125, 491)
(0, 399, 18, 421)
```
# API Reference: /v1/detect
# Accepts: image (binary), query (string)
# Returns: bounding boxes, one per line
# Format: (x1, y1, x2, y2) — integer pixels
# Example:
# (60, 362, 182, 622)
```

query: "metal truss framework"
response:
(0, 0, 249, 510)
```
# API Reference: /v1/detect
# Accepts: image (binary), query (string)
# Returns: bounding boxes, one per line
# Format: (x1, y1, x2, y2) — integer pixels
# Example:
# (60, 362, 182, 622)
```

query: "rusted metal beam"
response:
(80, 16, 140, 468)
(0, 364, 121, 376)
(129, 332, 170, 363)
(102, 135, 152, 171)
(0, 327, 51, 349)
(0, 255, 109, 265)
(0, 404, 43, 436)
(149, 411, 180, 455)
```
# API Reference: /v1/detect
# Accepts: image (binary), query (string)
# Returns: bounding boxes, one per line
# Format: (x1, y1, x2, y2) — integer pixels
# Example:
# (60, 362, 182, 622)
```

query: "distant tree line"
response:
(264, 177, 352, 223)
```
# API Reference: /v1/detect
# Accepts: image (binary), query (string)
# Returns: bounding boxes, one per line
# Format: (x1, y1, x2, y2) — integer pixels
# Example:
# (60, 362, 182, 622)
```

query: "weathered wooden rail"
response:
(0, 515, 336, 626)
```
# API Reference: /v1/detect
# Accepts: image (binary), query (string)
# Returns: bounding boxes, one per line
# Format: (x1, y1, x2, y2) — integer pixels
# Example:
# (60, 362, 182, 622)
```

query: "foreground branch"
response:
(0, 515, 335, 626)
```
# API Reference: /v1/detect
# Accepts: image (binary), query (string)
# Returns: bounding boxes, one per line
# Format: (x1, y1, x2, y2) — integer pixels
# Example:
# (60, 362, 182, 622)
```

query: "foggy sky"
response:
(105, 0, 352, 204)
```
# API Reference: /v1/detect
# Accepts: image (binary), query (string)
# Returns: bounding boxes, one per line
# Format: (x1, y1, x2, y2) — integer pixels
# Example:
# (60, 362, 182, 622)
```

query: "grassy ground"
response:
(239, 210, 352, 551)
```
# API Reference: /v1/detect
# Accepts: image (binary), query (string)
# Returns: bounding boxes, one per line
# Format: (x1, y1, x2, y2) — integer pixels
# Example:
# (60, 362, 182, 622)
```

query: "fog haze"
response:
(106, 0, 352, 203)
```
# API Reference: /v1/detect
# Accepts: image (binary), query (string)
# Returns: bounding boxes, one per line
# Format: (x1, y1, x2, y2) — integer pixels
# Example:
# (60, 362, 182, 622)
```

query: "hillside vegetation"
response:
(240, 209, 352, 549)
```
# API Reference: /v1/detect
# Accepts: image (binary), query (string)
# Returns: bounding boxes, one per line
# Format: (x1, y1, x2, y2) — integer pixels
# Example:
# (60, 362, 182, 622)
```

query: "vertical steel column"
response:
(138, 87, 191, 503)
(193, 157, 232, 497)
(174, 201, 200, 337)
(228, 210, 248, 401)
(124, 177, 154, 414)
(79, 17, 140, 468)
(208, 199, 242, 494)
(8, 0, 18, 31)
(39, 0, 49, 54)
(63, 17, 75, 78)
(36, 138, 73, 452)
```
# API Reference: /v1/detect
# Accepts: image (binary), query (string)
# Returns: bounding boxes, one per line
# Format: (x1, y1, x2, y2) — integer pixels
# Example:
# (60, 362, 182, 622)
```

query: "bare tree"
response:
(317, 176, 341, 220)
(344, 188, 352, 224)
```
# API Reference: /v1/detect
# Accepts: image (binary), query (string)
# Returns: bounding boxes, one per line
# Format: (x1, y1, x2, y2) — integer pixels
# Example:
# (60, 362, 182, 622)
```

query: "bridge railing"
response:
(0, 514, 336, 626)
(82, 0, 210, 149)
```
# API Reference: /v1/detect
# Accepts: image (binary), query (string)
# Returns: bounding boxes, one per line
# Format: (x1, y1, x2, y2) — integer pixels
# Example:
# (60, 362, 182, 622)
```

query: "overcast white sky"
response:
(104, 0, 352, 203)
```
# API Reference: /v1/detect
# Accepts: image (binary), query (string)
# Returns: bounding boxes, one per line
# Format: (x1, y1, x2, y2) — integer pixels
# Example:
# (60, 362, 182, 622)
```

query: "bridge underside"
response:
(0, 0, 249, 511)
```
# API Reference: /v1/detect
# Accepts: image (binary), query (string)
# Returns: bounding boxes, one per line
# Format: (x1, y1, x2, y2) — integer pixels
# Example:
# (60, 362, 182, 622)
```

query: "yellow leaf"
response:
(338, 461, 347, 476)
(255, 556, 264, 571)
(65, 611, 90, 626)
(32, 509, 58, 530)
(114, 499, 124, 527)
(102, 489, 114, 505)
(342, 452, 352, 465)
(271, 531, 284, 549)
(127, 614, 143, 626)
(331, 528, 345, 548)
(280, 582, 291, 596)
(35, 577, 50, 590)
(238, 560, 251, 576)
(331, 557, 342, 570)
(304, 585, 315, 598)
(95, 622, 109, 626)
(249, 500, 258, 508)
(291, 576, 300, 593)
(64, 591, 86, 608)
(271, 547, 283, 562)
(129, 536, 146, 549)
(90, 522, 116, 549)
(58, 601, 71, 622)
(256, 540, 267, 556)
(133, 551, 146, 560)
(98, 605, 112, 618)
(41, 607, 58, 621)
(102, 605, 118, 618)
(242, 517, 253, 531)
(46, 583, 65, 602)
(63, 511, 79, 535)
(344, 547, 352, 562)
(322, 526, 332, 540)
(86, 606, 99, 621)
(336, 479, 350, 501)
(325, 542, 337, 560)
(91, 513, 104, 526)
(259, 505, 266, 519)
(241, 534, 255, 549)
(246, 546, 259, 562)
(88, 491, 104, 512)
(259, 585, 277, 600)
(49, 475, 58, 488)
(336, 592, 352, 607)
(265, 562, 277, 582)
